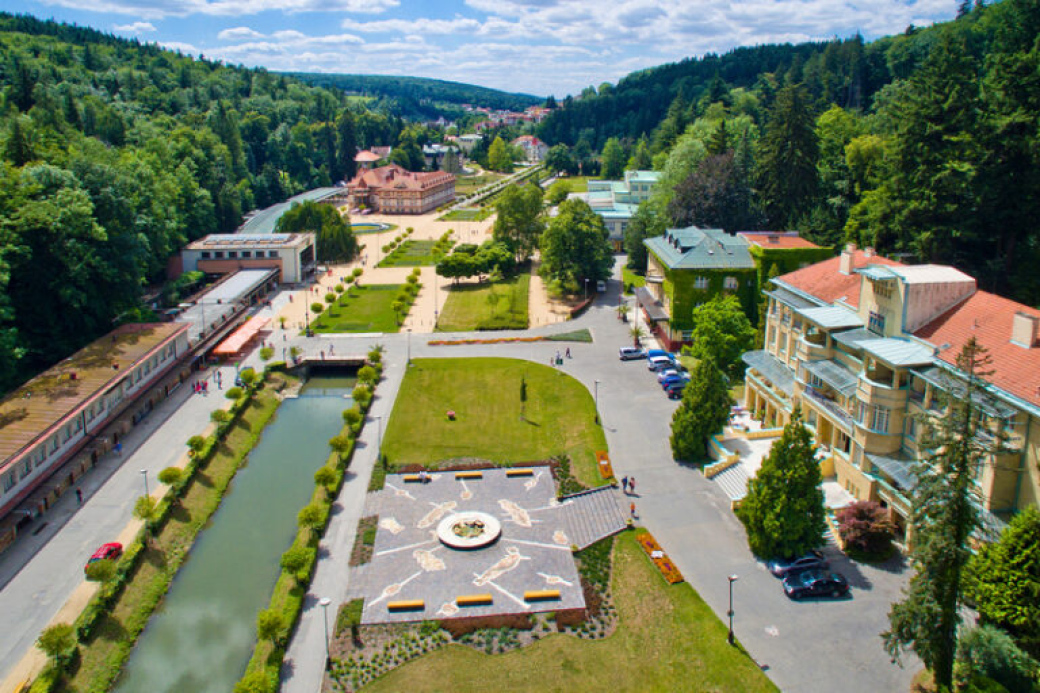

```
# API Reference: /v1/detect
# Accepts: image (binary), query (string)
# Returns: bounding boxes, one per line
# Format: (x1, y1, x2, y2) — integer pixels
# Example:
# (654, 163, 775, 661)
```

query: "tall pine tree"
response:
(757, 84, 819, 229)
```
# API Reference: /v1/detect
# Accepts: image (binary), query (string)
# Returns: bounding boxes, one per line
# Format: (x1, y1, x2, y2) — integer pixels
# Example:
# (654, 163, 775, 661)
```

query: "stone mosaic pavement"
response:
(354, 467, 585, 624)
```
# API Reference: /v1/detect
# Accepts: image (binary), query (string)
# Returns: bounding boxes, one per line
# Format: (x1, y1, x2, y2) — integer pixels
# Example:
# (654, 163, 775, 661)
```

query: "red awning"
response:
(213, 316, 270, 356)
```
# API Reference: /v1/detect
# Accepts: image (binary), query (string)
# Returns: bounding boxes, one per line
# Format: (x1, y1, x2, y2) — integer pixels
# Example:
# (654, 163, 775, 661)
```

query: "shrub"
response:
(353, 268, 363, 278)
(440, 614, 532, 639)
(259, 346, 274, 361)
(297, 503, 326, 531)
(187, 435, 207, 454)
(226, 387, 244, 401)
(280, 544, 310, 580)
(234, 668, 275, 693)
(352, 386, 372, 411)
(336, 599, 365, 637)
(956, 624, 1040, 693)
(158, 466, 183, 486)
(311, 302, 324, 314)
(835, 500, 895, 558)
(329, 433, 354, 458)
(323, 292, 335, 304)
(239, 368, 258, 388)
(345, 275, 355, 284)
(256, 608, 284, 643)
(314, 466, 336, 489)
(406, 274, 418, 285)
(381, 244, 391, 253)
(334, 284, 344, 293)
(342, 407, 362, 429)
(211, 409, 232, 425)
(84, 559, 116, 583)
(412, 267, 421, 277)
(37, 623, 76, 665)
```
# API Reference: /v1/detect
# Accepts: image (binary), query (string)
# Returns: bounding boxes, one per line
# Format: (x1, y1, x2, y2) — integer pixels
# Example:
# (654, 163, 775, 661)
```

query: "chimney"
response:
(767, 234, 779, 244)
(839, 243, 857, 275)
(1011, 312, 1040, 348)
(864, 247, 875, 258)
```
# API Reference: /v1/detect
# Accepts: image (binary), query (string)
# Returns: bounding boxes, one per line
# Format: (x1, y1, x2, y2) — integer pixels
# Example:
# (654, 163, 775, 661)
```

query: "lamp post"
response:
(584, 278, 589, 301)
(594, 380, 600, 424)
(140, 469, 149, 498)
(407, 328, 411, 365)
(727, 574, 739, 646)
(375, 415, 383, 467)
(319, 596, 332, 670)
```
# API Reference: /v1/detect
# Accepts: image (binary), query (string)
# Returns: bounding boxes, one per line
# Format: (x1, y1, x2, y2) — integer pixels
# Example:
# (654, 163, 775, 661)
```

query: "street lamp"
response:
(140, 469, 149, 498)
(375, 415, 383, 467)
(407, 328, 412, 365)
(594, 380, 600, 424)
(727, 574, 739, 646)
(319, 596, 332, 670)
(584, 278, 589, 301)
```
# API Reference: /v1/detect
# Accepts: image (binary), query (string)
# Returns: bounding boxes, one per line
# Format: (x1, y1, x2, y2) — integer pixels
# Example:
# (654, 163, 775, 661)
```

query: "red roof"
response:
(354, 150, 381, 163)
(914, 291, 1040, 406)
(346, 164, 455, 193)
(778, 250, 903, 308)
(739, 232, 823, 250)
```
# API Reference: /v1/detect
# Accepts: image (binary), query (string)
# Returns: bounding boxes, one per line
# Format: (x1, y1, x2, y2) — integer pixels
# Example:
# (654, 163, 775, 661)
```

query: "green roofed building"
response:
(585, 170, 660, 251)
(640, 228, 829, 350)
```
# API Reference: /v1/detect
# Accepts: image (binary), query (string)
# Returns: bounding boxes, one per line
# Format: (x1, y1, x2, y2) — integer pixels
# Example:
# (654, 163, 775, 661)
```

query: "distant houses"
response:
(511, 135, 548, 162)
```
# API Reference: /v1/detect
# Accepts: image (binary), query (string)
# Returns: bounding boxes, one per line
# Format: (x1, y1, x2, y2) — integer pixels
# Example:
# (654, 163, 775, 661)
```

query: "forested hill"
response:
(287, 73, 543, 119)
(0, 13, 403, 392)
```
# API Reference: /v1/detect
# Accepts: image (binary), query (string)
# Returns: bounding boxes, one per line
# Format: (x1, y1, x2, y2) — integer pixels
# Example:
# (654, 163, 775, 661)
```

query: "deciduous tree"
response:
(600, 137, 625, 179)
(493, 184, 544, 262)
(689, 295, 755, 378)
(669, 358, 732, 461)
(538, 198, 613, 290)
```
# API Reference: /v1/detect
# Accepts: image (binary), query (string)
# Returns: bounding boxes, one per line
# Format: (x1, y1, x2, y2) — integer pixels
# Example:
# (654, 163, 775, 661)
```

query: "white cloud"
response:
(113, 21, 156, 32)
(41, 0, 398, 19)
(217, 26, 263, 40)
(340, 16, 480, 34)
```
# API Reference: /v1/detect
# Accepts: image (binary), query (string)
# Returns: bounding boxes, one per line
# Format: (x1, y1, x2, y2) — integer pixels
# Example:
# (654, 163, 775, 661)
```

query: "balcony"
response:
(804, 332, 827, 346)
(804, 386, 853, 430)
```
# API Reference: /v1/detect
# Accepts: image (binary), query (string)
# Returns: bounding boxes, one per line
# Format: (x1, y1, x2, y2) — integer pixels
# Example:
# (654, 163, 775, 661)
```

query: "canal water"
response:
(113, 373, 354, 693)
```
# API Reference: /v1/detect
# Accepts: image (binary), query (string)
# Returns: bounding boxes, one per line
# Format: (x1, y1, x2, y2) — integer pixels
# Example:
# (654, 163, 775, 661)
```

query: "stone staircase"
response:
(711, 464, 751, 502)
(557, 485, 629, 549)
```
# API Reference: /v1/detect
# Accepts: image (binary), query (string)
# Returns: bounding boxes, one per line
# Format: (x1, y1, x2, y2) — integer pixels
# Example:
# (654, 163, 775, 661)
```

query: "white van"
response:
(647, 355, 674, 371)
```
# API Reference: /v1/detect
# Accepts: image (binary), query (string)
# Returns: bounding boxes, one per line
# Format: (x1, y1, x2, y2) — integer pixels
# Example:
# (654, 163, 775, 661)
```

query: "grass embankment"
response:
(438, 208, 494, 222)
(312, 284, 402, 333)
(381, 358, 605, 485)
(56, 383, 286, 693)
(455, 172, 506, 196)
(377, 240, 444, 268)
(367, 531, 777, 693)
(436, 274, 530, 331)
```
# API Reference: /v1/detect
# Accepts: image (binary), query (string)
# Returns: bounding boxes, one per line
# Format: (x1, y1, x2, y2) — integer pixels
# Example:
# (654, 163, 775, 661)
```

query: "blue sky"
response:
(6, 0, 960, 97)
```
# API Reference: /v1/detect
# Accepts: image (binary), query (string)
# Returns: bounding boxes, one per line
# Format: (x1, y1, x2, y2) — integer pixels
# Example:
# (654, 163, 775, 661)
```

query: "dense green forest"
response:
(542, 0, 1040, 312)
(287, 72, 542, 120)
(0, 12, 410, 392)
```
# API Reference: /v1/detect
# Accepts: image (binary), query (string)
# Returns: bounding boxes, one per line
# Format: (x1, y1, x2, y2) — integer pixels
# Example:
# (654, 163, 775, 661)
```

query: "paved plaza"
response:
(356, 468, 584, 625)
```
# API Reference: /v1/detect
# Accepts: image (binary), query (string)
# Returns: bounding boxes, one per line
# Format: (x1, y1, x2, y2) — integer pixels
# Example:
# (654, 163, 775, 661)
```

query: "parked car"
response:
(767, 550, 828, 577)
(657, 367, 688, 383)
(619, 346, 647, 361)
(648, 355, 675, 371)
(596, 280, 607, 292)
(646, 349, 671, 360)
(666, 381, 687, 399)
(85, 542, 123, 572)
(660, 372, 690, 388)
(783, 569, 850, 599)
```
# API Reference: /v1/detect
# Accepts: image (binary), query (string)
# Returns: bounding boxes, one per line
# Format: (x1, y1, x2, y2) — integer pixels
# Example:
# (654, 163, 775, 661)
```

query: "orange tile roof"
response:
(354, 150, 381, 162)
(347, 164, 455, 193)
(0, 323, 189, 464)
(739, 232, 824, 250)
(777, 250, 904, 308)
(914, 291, 1040, 407)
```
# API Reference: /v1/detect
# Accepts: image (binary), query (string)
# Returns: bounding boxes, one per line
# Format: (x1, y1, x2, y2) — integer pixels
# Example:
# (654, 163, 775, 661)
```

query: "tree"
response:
(187, 435, 207, 456)
(626, 135, 652, 171)
(233, 669, 275, 693)
(834, 500, 895, 558)
(211, 409, 232, 426)
(239, 368, 258, 388)
(544, 144, 576, 175)
(955, 624, 1040, 693)
(688, 295, 756, 378)
(276, 200, 358, 264)
(519, 375, 528, 420)
(669, 358, 733, 461)
(546, 179, 571, 205)
(493, 184, 544, 262)
(441, 147, 461, 174)
(357, 365, 378, 385)
(314, 466, 337, 489)
(884, 338, 1006, 690)
(84, 558, 117, 583)
(334, 110, 358, 182)
(601, 137, 625, 179)
(256, 608, 283, 643)
(964, 506, 1040, 658)
(624, 199, 667, 272)
(297, 503, 325, 532)
(668, 152, 762, 233)
(37, 623, 76, 665)
(538, 198, 613, 290)
(158, 466, 184, 486)
(487, 136, 513, 173)
(329, 433, 354, 458)
(134, 495, 159, 535)
(757, 84, 819, 228)
(738, 407, 826, 558)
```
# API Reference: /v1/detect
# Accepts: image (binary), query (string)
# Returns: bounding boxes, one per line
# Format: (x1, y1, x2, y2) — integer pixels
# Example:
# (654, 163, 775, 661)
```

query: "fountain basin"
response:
(437, 511, 501, 550)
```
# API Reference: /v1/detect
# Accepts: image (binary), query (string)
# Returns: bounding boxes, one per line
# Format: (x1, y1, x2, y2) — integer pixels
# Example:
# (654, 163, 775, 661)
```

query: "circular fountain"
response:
(436, 511, 502, 550)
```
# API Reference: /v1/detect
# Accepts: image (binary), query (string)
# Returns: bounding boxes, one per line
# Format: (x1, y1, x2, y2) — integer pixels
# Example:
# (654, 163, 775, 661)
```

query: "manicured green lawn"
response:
(436, 274, 530, 331)
(381, 358, 605, 484)
(455, 171, 506, 196)
(311, 284, 402, 333)
(378, 240, 445, 268)
(367, 531, 777, 693)
(438, 208, 494, 222)
(557, 175, 599, 193)
(622, 267, 646, 292)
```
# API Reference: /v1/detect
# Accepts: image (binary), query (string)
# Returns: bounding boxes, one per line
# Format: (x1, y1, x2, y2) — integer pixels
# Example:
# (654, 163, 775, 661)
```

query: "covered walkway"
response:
(213, 316, 270, 357)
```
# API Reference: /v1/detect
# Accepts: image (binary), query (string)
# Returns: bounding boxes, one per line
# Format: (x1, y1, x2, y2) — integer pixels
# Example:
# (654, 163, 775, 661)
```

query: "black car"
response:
(783, 569, 849, 599)
(766, 550, 827, 577)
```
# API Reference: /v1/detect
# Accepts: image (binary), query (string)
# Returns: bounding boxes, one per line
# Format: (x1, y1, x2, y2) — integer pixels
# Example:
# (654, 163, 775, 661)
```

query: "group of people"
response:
(621, 475, 637, 495)
(193, 370, 222, 395)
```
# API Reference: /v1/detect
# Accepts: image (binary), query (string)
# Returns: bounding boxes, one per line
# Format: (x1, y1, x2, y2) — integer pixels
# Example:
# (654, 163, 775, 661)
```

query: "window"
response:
(905, 417, 916, 439)
(214, 251, 225, 259)
(723, 276, 738, 290)
(865, 404, 890, 433)
(201, 251, 211, 259)
(806, 371, 824, 389)
(868, 310, 886, 335)
(241, 251, 251, 258)
(874, 282, 894, 299)
(228, 251, 238, 259)
(22, 459, 31, 476)
(268, 251, 279, 258)
(2, 472, 15, 492)
(694, 276, 709, 290)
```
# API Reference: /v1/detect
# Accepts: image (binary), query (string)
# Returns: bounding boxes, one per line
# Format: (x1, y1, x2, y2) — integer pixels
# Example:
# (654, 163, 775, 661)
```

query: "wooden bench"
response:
(523, 589, 561, 602)
(402, 474, 423, 483)
(595, 450, 614, 480)
(506, 468, 534, 477)
(454, 471, 483, 479)
(387, 599, 425, 612)
(456, 593, 494, 606)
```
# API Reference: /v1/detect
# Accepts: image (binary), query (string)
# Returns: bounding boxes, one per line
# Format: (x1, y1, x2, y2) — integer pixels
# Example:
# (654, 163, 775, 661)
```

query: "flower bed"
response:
(595, 450, 614, 480)
(428, 336, 546, 346)
(635, 531, 684, 584)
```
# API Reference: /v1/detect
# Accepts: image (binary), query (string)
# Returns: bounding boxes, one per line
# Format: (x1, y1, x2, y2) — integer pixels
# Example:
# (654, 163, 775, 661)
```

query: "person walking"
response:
(565, 347, 571, 359)
(76, 488, 83, 505)
(621, 476, 629, 493)
(630, 502, 636, 518)
(629, 477, 636, 495)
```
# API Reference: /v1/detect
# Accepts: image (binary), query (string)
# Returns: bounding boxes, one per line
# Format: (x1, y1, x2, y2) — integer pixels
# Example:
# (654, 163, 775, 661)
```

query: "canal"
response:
(113, 373, 354, 693)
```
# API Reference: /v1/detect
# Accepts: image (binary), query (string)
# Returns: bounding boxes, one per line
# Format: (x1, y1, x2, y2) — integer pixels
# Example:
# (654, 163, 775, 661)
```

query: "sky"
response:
(5, 0, 960, 97)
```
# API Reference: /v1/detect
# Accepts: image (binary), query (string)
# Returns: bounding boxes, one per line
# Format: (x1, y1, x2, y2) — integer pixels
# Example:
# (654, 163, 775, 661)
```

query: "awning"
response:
(911, 366, 1016, 418)
(832, 328, 876, 350)
(795, 306, 863, 330)
(765, 286, 817, 310)
(742, 350, 795, 397)
(213, 316, 270, 355)
(802, 359, 858, 395)
(861, 338, 935, 367)
(866, 451, 917, 491)
(634, 286, 669, 322)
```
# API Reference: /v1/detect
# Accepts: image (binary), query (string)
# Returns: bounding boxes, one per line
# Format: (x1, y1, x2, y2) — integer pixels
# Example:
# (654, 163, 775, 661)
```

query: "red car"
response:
(85, 542, 123, 572)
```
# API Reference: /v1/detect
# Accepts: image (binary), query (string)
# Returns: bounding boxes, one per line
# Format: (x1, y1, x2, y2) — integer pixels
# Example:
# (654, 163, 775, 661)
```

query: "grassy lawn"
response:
(378, 240, 445, 268)
(382, 358, 606, 485)
(622, 268, 646, 292)
(60, 387, 284, 693)
(312, 284, 402, 333)
(438, 208, 494, 222)
(367, 531, 777, 693)
(455, 171, 506, 196)
(556, 175, 599, 193)
(436, 274, 530, 331)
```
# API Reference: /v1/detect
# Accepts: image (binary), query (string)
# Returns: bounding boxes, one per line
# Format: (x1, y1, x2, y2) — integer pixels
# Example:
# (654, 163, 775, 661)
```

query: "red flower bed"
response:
(635, 531, 684, 584)
(428, 336, 547, 347)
